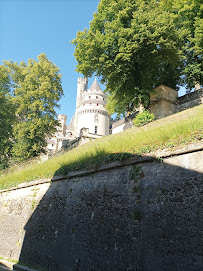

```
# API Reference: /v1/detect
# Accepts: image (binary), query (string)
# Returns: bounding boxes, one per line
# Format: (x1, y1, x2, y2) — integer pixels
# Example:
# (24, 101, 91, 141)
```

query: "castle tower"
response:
(57, 114, 67, 136)
(73, 77, 88, 129)
(76, 78, 110, 136)
(76, 77, 88, 108)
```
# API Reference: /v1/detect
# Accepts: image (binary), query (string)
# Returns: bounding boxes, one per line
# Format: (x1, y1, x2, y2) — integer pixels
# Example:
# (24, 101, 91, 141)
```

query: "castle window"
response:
(94, 113, 99, 123)
(96, 96, 98, 99)
(95, 126, 98, 134)
(89, 96, 91, 99)
(90, 103, 92, 106)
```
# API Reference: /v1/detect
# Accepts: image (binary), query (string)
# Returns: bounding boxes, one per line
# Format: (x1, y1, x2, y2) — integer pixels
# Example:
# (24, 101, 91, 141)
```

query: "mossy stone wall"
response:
(0, 146, 202, 271)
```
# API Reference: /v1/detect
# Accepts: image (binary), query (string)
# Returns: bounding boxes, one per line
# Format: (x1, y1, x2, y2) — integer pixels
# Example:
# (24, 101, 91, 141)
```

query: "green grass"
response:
(0, 105, 202, 190)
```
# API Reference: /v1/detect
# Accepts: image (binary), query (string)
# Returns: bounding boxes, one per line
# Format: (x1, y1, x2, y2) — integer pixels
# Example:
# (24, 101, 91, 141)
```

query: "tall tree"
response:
(72, 0, 184, 115)
(160, 0, 202, 90)
(0, 66, 15, 168)
(173, 0, 202, 90)
(4, 53, 63, 160)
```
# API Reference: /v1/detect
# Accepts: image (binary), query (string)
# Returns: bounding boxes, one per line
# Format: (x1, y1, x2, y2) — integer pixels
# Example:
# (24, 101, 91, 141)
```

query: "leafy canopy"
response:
(0, 65, 15, 168)
(161, 0, 203, 89)
(4, 53, 63, 161)
(72, 0, 184, 115)
(72, 0, 202, 115)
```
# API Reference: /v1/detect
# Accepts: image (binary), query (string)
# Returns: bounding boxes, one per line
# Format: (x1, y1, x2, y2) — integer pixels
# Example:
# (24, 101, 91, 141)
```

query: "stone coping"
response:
(150, 97, 178, 105)
(0, 142, 202, 194)
(178, 88, 203, 104)
(0, 259, 38, 271)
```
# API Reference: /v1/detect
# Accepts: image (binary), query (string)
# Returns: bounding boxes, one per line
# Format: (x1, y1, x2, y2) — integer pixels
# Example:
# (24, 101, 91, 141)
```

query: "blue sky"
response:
(1, 0, 186, 124)
(0, 0, 101, 123)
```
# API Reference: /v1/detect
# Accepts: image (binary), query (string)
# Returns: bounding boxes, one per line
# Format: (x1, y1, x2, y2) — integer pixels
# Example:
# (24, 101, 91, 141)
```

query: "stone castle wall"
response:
(178, 88, 203, 105)
(112, 87, 203, 134)
(150, 86, 203, 119)
(0, 143, 202, 271)
(177, 88, 203, 112)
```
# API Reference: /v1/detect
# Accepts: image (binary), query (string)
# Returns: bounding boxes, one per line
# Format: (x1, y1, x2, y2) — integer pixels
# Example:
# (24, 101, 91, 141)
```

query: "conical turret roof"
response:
(89, 78, 102, 92)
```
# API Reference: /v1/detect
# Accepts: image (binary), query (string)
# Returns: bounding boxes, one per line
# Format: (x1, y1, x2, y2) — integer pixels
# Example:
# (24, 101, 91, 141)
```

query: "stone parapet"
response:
(150, 86, 203, 119)
(178, 88, 203, 105)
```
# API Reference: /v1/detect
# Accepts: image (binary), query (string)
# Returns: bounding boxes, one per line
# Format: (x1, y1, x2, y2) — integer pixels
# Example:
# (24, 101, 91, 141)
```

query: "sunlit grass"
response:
(0, 104, 202, 190)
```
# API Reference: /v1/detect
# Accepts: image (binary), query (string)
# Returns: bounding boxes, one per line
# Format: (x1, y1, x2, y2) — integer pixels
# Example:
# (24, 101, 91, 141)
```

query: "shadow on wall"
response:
(0, 263, 10, 270)
(13, 151, 203, 271)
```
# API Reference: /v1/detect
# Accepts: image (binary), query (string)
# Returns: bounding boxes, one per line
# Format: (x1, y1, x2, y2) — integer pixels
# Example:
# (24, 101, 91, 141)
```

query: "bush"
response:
(133, 110, 155, 127)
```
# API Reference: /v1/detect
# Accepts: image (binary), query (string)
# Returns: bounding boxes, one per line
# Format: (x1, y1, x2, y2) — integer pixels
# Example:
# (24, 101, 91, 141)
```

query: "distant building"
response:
(73, 77, 110, 137)
(47, 79, 203, 154)
(47, 77, 110, 154)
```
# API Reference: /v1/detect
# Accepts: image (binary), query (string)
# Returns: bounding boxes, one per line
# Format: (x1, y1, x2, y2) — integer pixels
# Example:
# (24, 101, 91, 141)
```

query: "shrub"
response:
(133, 110, 155, 127)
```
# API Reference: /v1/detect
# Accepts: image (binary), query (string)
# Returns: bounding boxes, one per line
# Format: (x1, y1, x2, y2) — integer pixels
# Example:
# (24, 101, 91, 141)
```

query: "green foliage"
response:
(129, 165, 143, 182)
(133, 110, 155, 127)
(72, 0, 184, 115)
(0, 66, 15, 168)
(106, 92, 126, 117)
(72, 0, 202, 114)
(4, 53, 63, 161)
(0, 104, 202, 190)
(171, 0, 203, 89)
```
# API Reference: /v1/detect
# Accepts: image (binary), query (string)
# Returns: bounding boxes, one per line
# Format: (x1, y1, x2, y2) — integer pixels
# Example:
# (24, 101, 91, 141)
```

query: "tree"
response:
(160, 0, 203, 90)
(172, 0, 203, 90)
(4, 53, 63, 160)
(72, 0, 184, 115)
(0, 66, 15, 168)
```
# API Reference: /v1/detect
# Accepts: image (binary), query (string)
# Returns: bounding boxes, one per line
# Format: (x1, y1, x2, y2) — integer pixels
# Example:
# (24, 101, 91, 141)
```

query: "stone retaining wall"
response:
(0, 143, 203, 271)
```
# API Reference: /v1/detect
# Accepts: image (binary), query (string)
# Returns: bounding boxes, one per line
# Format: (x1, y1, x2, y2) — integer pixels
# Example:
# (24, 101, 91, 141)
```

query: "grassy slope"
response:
(0, 104, 202, 190)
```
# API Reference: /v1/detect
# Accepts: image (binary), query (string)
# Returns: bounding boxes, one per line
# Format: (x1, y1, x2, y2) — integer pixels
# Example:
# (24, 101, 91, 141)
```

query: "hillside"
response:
(0, 104, 202, 190)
